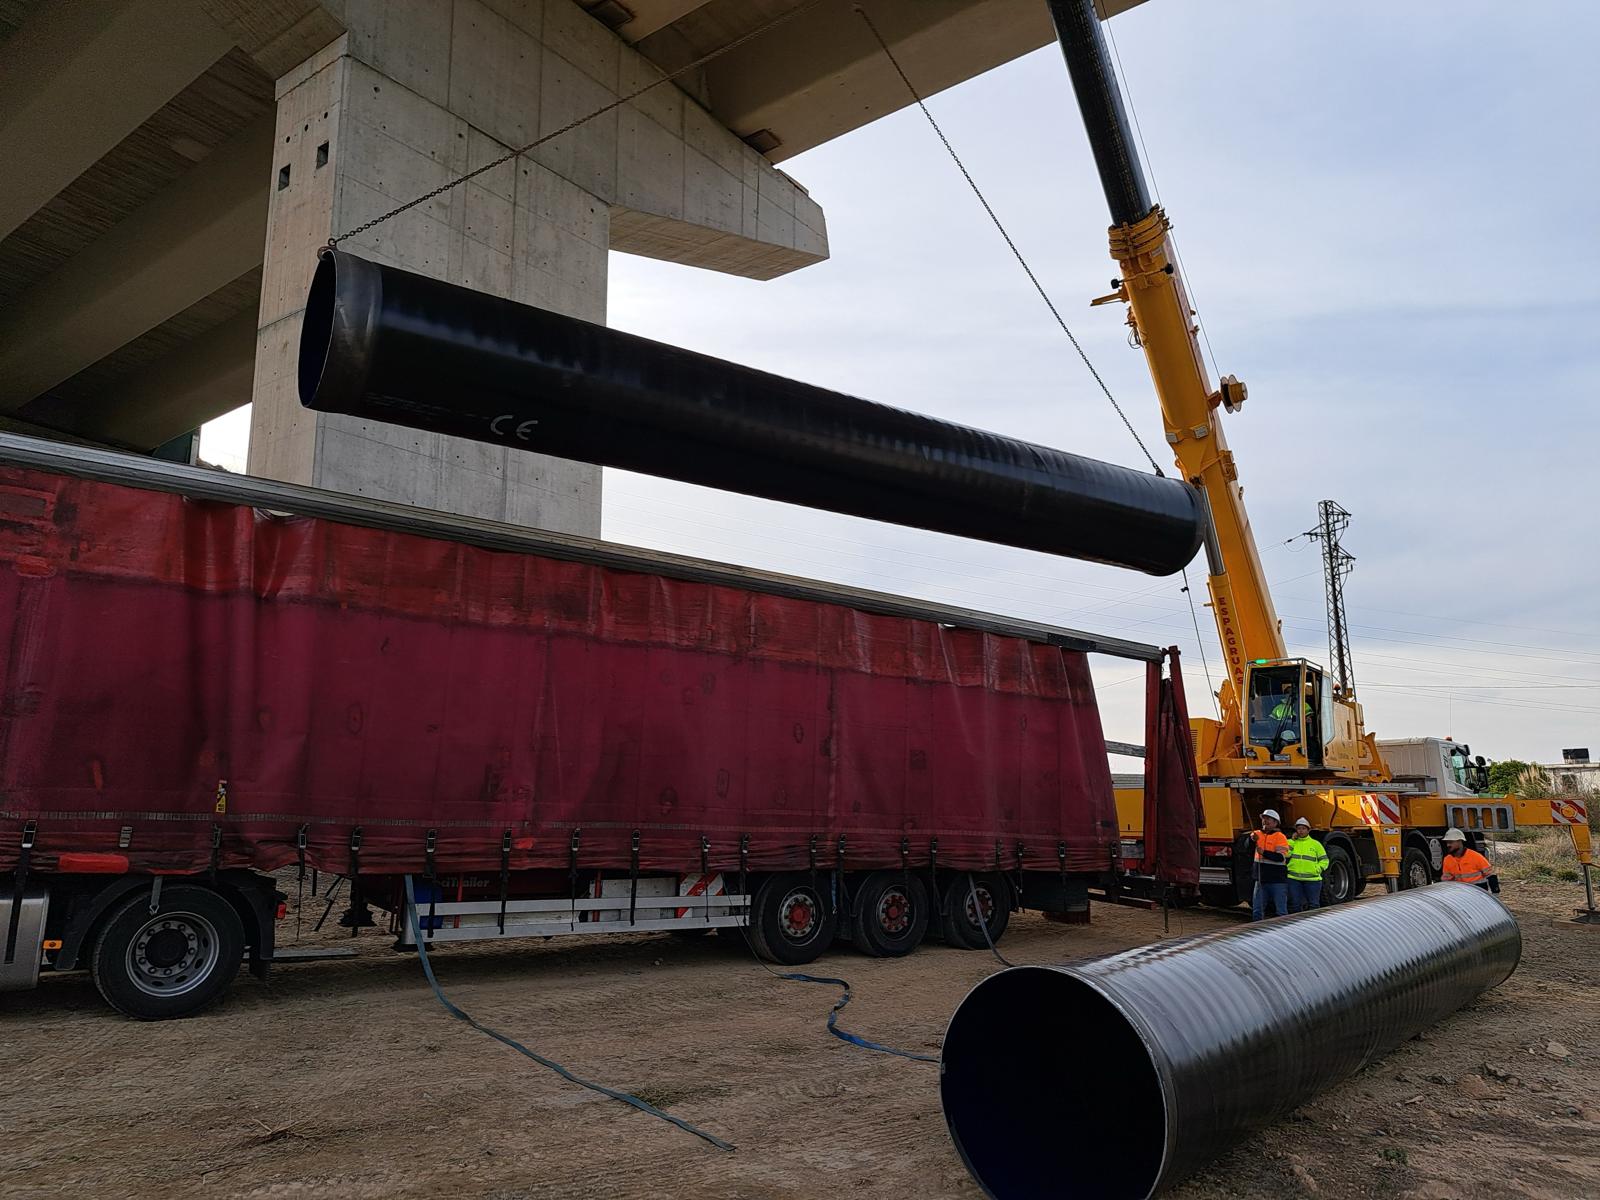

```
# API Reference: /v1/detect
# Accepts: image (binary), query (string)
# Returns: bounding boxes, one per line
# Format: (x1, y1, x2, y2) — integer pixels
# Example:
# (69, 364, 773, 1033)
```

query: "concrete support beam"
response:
(0, 116, 274, 414)
(18, 310, 259, 451)
(0, 0, 233, 241)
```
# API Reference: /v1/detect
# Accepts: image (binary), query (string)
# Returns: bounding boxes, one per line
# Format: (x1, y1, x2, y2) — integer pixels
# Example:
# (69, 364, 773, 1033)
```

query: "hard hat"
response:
(1443, 827, 1466, 842)
(1295, 817, 1311, 828)
(1262, 809, 1281, 822)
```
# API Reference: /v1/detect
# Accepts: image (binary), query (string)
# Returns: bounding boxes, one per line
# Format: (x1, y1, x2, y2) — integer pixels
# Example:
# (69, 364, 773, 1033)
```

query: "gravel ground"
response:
(1, 879, 1595, 1199)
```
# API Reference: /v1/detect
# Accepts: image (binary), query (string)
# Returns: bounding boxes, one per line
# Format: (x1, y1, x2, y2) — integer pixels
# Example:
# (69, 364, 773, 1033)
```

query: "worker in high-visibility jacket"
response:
(1286, 816, 1329, 912)
(1440, 828, 1500, 893)
(1249, 808, 1290, 920)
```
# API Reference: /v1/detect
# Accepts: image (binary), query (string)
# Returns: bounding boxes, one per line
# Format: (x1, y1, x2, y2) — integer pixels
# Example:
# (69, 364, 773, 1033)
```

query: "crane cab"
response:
(1242, 658, 1363, 774)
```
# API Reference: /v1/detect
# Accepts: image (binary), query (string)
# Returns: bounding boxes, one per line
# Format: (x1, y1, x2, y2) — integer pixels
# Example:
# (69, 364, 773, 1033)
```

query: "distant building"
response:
(1545, 749, 1600, 796)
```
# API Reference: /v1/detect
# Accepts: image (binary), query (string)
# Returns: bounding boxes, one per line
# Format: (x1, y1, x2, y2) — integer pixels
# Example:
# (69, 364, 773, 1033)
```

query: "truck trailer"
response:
(0, 434, 1199, 1019)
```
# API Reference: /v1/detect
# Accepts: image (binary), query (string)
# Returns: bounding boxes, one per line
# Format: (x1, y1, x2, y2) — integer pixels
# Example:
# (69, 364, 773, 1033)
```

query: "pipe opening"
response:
(941, 966, 1166, 1200)
(298, 252, 337, 407)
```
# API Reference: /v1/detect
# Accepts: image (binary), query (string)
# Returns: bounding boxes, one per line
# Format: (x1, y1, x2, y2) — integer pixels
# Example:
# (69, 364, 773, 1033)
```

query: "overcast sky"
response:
(208, 0, 1600, 763)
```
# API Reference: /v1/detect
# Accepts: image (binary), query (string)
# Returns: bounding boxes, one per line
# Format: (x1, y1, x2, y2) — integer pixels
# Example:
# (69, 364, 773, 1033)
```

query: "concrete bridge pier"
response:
(248, 0, 829, 535)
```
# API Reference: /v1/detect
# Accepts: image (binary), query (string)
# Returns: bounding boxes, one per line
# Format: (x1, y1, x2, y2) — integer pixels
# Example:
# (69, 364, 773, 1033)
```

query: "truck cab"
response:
(1242, 658, 1362, 774)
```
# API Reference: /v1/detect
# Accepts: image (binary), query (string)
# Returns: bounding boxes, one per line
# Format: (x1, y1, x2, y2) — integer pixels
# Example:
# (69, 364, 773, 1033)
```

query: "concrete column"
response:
(250, 0, 829, 537)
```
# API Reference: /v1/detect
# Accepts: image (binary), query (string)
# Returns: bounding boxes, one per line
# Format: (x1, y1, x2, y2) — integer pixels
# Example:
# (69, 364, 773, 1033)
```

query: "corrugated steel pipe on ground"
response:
(940, 885, 1520, 1199)
(297, 249, 1205, 576)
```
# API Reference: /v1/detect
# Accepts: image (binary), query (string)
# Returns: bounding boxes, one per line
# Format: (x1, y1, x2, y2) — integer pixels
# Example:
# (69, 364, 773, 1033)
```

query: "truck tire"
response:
(1400, 847, 1434, 890)
(852, 871, 930, 957)
(939, 873, 1011, 950)
(90, 885, 244, 1020)
(747, 873, 835, 966)
(1321, 843, 1358, 906)
(1200, 884, 1242, 908)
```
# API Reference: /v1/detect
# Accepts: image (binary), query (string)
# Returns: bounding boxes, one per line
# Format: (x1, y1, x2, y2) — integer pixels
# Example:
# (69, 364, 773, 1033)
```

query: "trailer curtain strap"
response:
(400, 878, 735, 1152)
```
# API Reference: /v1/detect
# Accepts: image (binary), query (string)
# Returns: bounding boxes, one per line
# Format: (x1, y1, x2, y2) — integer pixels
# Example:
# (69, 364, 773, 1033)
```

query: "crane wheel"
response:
(1321, 843, 1358, 906)
(1400, 847, 1434, 890)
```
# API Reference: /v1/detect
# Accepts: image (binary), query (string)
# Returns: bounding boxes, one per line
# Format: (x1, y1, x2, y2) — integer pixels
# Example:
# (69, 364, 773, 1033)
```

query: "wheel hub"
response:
(127, 913, 221, 998)
(964, 886, 994, 929)
(778, 890, 818, 941)
(144, 927, 189, 968)
(877, 889, 911, 935)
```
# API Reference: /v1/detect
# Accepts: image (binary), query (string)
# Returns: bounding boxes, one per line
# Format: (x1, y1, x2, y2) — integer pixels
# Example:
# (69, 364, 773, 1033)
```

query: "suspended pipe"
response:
(940, 885, 1520, 1199)
(298, 250, 1206, 576)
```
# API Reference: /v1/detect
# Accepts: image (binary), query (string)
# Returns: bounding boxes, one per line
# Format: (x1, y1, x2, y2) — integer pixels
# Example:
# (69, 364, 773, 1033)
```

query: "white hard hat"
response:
(1442, 827, 1466, 842)
(1295, 817, 1311, 828)
(1262, 809, 1281, 822)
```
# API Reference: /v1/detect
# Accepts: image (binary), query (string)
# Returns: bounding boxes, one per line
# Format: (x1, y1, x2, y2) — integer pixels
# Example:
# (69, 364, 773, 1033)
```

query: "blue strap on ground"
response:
(775, 970, 939, 1064)
(402, 877, 735, 1152)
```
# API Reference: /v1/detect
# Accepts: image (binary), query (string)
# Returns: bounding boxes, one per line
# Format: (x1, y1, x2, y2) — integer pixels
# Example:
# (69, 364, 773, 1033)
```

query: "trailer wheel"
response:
(939, 873, 1011, 950)
(747, 873, 836, 966)
(1321, 843, 1358, 906)
(90, 885, 244, 1020)
(852, 872, 929, 957)
(1400, 847, 1434, 890)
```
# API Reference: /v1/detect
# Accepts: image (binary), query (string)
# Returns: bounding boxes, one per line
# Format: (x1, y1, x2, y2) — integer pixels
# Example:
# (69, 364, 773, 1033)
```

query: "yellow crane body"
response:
(1045, 0, 1592, 906)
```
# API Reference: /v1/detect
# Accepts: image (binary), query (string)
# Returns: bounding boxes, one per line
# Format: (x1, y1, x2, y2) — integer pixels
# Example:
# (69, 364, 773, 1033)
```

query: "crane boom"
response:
(1046, 0, 1284, 720)
(1044, 0, 1393, 781)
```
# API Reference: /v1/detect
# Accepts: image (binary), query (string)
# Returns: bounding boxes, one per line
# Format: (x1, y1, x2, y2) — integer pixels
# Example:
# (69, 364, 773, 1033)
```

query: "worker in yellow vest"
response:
(1286, 816, 1329, 912)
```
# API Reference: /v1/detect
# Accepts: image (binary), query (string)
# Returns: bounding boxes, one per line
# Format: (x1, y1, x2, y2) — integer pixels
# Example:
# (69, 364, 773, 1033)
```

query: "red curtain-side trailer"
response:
(0, 437, 1198, 1017)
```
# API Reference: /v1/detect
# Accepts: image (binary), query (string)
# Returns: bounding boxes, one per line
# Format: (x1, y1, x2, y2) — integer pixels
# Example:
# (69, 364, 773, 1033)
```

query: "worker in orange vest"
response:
(1440, 828, 1500, 893)
(1249, 808, 1291, 920)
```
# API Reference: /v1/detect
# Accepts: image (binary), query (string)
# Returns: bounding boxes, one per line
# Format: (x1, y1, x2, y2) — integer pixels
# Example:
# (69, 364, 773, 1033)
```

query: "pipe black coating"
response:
(1046, 0, 1154, 227)
(298, 251, 1204, 576)
(940, 885, 1520, 1199)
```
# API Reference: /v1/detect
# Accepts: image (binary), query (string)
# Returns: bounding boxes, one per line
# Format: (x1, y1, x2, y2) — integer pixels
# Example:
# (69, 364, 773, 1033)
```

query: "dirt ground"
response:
(2, 879, 1595, 1200)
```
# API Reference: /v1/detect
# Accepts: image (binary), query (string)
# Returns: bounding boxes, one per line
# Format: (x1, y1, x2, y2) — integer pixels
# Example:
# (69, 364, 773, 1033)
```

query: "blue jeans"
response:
(1288, 880, 1323, 913)
(1252, 881, 1287, 920)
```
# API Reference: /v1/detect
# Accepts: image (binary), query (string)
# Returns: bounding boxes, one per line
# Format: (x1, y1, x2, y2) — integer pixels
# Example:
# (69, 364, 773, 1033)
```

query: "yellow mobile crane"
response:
(1046, 0, 1593, 904)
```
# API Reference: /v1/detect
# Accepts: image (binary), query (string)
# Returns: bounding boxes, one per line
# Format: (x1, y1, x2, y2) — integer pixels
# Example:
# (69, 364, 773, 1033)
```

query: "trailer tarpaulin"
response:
(0, 467, 1119, 878)
(1140, 650, 1203, 886)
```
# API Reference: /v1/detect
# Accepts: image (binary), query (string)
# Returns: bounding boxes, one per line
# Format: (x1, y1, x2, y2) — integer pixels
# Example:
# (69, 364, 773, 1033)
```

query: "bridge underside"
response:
(0, 0, 1142, 472)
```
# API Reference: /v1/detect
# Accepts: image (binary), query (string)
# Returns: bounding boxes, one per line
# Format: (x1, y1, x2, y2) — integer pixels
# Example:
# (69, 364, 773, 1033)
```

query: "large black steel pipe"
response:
(940, 886, 1520, 1199)
(1046, 0, 1154, 226)
(299, 250, 1205, 576)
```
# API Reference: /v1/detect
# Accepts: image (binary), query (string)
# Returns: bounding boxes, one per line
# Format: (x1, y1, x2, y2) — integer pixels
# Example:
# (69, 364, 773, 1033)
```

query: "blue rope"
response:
(774, 969, 939, 1064)
(402, 877, 735, 1152)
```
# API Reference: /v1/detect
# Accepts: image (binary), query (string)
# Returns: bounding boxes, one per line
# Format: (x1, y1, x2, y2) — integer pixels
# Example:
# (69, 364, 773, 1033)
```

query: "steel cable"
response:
(401, 878, 735, 1151)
